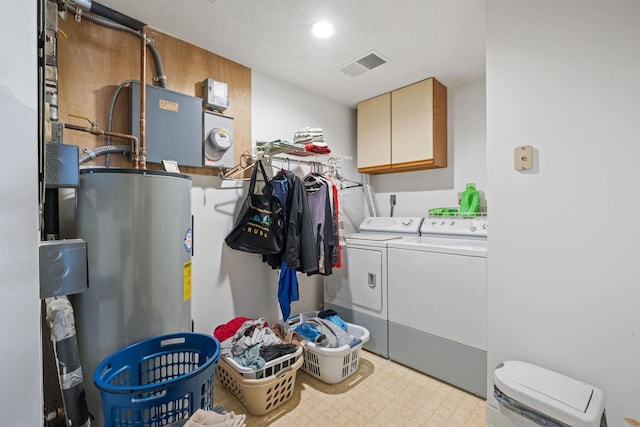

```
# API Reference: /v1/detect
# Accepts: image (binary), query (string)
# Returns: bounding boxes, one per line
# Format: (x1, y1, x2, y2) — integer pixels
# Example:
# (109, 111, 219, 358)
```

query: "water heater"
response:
(73, 168, 192, 425)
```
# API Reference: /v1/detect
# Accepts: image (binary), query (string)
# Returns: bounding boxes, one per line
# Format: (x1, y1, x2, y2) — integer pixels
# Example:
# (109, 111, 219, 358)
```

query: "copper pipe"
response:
(64, 123, 139, 167)
(139, 25, 148, 170)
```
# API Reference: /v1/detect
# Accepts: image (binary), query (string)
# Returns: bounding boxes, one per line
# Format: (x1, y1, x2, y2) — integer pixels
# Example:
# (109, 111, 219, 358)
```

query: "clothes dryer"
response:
(324, 217, 422, 358)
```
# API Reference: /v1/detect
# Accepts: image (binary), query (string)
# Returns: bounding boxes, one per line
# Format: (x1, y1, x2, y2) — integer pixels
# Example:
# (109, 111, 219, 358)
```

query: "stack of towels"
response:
(293, 127, 331, 154)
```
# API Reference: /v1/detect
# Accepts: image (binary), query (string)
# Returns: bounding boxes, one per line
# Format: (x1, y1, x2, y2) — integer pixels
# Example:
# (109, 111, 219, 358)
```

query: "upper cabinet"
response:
(356, 92, 392, 171)
(357, 77, 447, 174)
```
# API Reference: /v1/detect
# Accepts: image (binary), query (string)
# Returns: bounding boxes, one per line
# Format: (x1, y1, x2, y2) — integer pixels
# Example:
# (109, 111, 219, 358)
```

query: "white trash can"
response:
(494, 361, 606, 427)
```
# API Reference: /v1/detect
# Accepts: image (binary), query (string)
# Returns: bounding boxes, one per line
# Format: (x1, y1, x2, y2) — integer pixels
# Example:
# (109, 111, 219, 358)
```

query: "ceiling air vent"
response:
(339, 51, 387, 77)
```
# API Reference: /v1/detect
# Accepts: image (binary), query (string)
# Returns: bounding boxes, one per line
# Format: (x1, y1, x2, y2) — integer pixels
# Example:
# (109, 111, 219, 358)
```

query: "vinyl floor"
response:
(213, 349, 487, 426)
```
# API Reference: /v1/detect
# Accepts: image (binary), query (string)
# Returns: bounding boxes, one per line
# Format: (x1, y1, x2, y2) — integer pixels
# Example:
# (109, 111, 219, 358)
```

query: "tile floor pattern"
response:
(213, 350, 486, 426)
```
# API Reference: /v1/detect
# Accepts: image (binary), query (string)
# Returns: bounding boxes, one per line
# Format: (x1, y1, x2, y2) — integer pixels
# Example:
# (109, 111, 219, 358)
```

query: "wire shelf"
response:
(221, 140, 352, 181)
(427, 208, 488, 219)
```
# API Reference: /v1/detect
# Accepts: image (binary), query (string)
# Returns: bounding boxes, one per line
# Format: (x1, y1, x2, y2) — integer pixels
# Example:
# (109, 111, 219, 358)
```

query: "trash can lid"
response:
(494, 361, 605, 427)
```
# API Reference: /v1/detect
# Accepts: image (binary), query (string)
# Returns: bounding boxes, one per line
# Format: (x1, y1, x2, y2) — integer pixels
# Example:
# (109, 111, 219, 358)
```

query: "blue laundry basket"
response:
(94, 332, 220, 427)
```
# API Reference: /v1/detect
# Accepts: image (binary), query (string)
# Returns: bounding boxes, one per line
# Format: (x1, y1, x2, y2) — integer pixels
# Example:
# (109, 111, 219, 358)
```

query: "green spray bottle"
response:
(460, 183, 480, 217)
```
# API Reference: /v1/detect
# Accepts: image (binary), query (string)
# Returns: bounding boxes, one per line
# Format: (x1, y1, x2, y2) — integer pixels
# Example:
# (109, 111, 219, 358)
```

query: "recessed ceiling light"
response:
(310, 21, 334, 39)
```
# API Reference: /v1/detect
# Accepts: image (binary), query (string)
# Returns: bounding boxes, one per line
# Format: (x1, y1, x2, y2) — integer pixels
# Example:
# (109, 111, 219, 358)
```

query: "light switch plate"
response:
(515, 145, 533, 171)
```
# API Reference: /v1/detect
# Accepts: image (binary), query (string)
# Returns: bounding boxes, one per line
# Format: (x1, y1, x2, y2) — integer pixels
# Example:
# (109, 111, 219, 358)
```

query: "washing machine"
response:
(324, 217, 423, 358)
(387, 215, 488, 397)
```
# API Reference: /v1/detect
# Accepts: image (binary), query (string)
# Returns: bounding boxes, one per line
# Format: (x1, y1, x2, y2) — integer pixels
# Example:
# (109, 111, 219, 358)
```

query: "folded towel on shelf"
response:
(305, 142, 331, 154)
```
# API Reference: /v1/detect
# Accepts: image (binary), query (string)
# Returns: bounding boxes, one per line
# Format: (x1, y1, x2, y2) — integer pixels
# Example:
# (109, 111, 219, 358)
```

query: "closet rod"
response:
(220, 150, 353, 181)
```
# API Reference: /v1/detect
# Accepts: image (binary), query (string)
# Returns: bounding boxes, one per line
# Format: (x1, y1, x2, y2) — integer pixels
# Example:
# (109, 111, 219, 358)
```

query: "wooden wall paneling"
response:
(57, 17, 251, 174)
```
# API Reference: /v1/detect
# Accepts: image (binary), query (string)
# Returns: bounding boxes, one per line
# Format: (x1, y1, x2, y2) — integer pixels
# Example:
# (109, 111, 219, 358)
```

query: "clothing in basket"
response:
(286, 311, 371, 384)
(215, 318, 301, 370)
(184, 409, 246, 427)
(294, 316, 355, 347)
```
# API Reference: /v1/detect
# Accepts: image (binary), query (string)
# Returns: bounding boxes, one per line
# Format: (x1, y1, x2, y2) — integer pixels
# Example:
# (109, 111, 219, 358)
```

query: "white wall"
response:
(0, 2, 43, 426)
(190, 73, 488, 356)
(250, 71, 363, 235)
(370, 77, 487, 217)
(190, 70, 360, 333)
(485, 1, 640, 425)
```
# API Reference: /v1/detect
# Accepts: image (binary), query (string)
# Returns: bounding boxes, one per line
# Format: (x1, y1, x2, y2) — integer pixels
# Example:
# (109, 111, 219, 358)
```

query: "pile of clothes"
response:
(214, 317, 302, 370)
(169, 408, 246, 427)
(290, 310, 355, 348)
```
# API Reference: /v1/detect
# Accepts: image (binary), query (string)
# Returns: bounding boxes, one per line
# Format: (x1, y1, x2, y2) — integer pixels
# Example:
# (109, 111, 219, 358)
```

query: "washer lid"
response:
(346, 233, 403, 241)
(494, 361, 597, 415)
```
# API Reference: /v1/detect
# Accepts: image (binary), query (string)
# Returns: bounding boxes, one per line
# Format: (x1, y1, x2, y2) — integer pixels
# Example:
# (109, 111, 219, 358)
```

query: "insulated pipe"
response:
(45, 297, 90, 427)
(68, 0, 145, 31)
(139, 26, 148, 170)
(63, 123, 140, 168)
(90, 2, 145, 30)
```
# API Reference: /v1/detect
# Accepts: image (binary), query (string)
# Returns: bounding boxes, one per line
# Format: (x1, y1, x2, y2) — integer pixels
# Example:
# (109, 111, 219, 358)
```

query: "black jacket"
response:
(264, 170, 318, 273)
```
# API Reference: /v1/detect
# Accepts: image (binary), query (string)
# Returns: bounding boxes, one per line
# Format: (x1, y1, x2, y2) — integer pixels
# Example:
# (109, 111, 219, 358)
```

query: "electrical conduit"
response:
(139, 25, 147, 170)
(80, 145, 130, 163)
(63, 3, 168, 89)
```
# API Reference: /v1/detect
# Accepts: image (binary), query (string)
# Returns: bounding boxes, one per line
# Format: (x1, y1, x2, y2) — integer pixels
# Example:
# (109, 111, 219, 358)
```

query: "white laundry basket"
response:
(494, 360, 606, 427)
(287, 311, 370, 384)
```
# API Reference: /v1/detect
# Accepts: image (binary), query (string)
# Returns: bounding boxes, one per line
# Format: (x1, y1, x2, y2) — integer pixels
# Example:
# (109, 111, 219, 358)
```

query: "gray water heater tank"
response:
(73, 167, 193, 425)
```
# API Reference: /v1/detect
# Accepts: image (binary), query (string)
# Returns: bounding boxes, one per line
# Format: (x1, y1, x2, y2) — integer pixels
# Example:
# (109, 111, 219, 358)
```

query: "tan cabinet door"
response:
(391, 79, 434, 166)
(357, 92, 391, 172)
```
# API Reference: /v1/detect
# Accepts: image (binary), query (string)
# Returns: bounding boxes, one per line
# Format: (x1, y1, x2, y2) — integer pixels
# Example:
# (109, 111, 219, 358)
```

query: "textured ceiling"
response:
(96, 0, 486, 107)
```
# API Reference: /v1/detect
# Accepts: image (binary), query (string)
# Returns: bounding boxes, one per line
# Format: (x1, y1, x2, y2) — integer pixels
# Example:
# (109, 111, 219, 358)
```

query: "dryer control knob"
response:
(470, 226, 477, 232)
(402, 219, 413, 226)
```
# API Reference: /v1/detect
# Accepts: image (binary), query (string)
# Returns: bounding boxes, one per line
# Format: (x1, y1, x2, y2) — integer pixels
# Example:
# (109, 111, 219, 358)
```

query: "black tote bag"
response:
(225, 160, 284, 255)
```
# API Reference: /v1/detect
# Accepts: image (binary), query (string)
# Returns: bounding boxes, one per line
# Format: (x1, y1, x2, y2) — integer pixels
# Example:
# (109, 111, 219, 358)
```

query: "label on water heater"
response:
(183, 261, 192, 302)
(184, 228, 192, 253)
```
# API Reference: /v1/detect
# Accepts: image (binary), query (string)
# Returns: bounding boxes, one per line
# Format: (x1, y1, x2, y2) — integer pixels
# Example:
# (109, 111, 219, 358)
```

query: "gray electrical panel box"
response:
(45, 142, 79, 188)
(202, 78, 229, 112)
(39, 239, 88, 299)
(129, 81, 203, 167)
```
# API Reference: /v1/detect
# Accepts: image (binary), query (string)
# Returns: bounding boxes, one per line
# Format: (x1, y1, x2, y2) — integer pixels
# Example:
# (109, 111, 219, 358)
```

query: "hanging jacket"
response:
(264, 170, 317, 273)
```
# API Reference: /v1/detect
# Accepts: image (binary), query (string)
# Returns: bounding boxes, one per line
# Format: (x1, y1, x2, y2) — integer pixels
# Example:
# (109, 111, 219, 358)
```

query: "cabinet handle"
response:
(368, 273, 376, 289)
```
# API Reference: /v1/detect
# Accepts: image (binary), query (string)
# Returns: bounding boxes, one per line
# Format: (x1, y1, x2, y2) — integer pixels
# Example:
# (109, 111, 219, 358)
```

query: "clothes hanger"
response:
(281, 157, 291, 173)
(220, 152, 254, 180)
